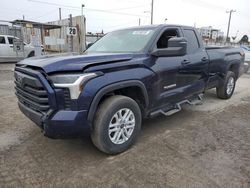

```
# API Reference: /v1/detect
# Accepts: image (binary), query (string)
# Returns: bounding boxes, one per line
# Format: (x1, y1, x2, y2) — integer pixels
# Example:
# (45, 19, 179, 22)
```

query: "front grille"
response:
(63, 88, 71, 109)
(14, 71, 50, 114)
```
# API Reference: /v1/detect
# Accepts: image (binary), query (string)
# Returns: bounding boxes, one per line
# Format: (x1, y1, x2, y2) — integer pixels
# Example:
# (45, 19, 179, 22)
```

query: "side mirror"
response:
(151, 37, 187, 57)
(86, 42, 94, 49)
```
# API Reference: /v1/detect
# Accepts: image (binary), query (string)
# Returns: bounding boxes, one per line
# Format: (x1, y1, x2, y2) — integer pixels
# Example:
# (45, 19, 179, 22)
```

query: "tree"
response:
(216, 36, 224, 43)
(232, 36, 237, 41)
(239, 35, 249, 44)
(226, 37, 231, 43)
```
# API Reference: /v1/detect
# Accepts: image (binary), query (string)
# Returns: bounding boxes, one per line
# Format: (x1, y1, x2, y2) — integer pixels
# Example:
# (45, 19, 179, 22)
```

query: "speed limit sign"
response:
(66, 27, 77, 36)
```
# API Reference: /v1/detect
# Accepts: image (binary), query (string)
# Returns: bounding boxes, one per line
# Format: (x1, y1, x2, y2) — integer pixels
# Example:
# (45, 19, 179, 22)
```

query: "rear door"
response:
(176, 28, 209, 97)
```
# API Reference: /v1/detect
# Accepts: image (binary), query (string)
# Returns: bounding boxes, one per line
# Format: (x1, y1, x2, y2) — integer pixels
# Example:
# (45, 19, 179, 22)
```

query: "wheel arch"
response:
(87, 80, 149, 124)
(227, 61, 240, 79)
(27, 50, 35, 58)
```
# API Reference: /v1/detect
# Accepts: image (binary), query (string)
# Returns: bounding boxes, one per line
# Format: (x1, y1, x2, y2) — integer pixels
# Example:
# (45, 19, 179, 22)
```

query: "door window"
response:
(183, 29, 200, 54)
(8, 37, 14, 45)
(157, 29, 180, 49)
(0, 37, 5, 44)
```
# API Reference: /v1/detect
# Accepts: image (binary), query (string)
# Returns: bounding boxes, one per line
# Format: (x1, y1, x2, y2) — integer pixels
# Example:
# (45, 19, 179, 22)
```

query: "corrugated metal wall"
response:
(0, 25, 22, 39)
(0, 24, 41, 45)
(0, 15, 86, 53)
(47, 16, 86, 53)
(21, 27, 41, 44)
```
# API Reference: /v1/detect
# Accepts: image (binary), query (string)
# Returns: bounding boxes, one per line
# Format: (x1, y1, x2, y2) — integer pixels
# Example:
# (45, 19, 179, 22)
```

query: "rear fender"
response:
(227, 61, 241, 79)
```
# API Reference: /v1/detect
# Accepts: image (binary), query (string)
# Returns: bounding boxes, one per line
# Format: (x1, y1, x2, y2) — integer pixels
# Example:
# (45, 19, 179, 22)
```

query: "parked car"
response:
(14, 25, 245, 154)
(241, 46, 250, 73)
(0, 34, 42, 62)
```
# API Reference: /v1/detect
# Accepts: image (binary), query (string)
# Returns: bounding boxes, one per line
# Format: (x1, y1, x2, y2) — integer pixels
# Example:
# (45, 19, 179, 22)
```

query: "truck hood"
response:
(17, 53, 134, 73)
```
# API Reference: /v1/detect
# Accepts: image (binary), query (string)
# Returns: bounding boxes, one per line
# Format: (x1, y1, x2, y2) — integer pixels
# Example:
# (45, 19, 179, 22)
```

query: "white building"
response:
(198, 26, 212, 38)
(198, 26, 224, 40)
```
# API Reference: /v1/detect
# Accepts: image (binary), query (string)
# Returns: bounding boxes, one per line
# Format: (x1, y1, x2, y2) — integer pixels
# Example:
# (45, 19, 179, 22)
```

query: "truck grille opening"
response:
(63, 88, 71, 109)
(14, 71, 50, 114)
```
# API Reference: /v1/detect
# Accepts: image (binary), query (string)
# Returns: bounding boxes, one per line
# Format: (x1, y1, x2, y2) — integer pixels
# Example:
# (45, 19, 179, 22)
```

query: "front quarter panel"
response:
(78, 67, 154, 108)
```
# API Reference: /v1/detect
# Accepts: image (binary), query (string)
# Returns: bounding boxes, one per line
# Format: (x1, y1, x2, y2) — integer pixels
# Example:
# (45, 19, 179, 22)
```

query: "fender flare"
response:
(87, 80, 149, 123)
(227, 60, 241, 79)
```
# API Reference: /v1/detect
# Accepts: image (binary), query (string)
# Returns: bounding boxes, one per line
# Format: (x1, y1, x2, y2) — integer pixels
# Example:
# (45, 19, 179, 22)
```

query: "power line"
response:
(32, 8, 59, 20)
(185, 0, 226, 11)
(106, 5, 149, 11)
(28, 0, 148, 17)
(84, 7, 148, 17)
(28, 0, 80, 9)
(186, 0, 250, 19)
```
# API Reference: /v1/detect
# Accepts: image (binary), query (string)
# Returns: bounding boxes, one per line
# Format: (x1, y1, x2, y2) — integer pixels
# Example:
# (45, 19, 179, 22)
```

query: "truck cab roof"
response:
(0, 34, 19, 38)
(116, 24, 195, 31)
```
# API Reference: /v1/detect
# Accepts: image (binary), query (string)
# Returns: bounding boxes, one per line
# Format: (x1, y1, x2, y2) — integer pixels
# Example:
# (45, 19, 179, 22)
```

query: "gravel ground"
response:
(0, 63, 249, 188)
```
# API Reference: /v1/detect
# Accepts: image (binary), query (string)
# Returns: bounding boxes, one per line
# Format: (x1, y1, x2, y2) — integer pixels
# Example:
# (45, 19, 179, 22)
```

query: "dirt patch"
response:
(0, 65, 250, 188)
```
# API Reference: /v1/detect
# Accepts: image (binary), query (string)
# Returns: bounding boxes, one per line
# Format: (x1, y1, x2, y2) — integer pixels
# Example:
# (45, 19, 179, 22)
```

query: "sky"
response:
(1, 0, 250, 40)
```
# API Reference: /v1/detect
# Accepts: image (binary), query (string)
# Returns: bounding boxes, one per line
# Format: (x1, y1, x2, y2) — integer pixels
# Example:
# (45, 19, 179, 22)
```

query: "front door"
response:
(0, 36, 15, 60)
(150, 27, 189, 108)
(176, 28, 209, 99)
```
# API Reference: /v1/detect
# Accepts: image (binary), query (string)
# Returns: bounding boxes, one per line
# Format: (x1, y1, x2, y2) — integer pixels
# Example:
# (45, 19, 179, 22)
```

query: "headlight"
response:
(49, 73, 98, 99)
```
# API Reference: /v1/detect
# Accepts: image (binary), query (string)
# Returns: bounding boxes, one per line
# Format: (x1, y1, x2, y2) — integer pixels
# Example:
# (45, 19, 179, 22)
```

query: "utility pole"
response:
(226, 10, 236, 43)
(139, 18, 141, 26)
(80, 4, 85, 53)
(59, 8, 61, 20)
(58, 9, 62, 52)
(69, 14, 73, 52)
(81, 4, 85, 18)
(151, 0, 154, 25)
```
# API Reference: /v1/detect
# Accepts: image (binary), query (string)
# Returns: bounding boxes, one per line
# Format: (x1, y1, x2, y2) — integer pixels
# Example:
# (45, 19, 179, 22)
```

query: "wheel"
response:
(216, 71, 236, 99)
(91, 95, 142, 154)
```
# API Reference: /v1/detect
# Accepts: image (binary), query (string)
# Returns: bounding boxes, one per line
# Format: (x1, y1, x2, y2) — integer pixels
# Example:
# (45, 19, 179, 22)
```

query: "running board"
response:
(150, 94, 203, 117)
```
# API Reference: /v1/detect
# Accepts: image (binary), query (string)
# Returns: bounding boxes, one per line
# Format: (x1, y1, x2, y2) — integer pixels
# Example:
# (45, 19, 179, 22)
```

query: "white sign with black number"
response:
(13, 39, 24, 52)
(67, 27, 77, 36)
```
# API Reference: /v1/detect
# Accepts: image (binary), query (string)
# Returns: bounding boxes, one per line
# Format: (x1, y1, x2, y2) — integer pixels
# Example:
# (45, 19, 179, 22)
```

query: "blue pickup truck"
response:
(14, 25, 245, 154)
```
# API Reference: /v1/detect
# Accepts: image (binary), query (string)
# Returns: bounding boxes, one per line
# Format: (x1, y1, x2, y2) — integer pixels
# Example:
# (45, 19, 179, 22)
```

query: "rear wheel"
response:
(91, 95, 141, 154)
(216, 71, 236, 99)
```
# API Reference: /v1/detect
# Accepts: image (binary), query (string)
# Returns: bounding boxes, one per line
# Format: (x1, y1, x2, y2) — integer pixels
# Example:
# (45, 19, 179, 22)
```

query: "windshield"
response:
(87, 28, 156, 53)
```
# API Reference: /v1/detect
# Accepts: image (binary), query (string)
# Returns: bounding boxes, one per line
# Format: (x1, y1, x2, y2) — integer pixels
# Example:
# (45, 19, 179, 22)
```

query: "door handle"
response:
(181, 59, 191, 65)
(201, 57, 208, 61)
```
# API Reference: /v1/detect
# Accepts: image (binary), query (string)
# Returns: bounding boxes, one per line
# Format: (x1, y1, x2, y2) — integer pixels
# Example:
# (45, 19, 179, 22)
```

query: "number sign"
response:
(67, 27, 77, 36)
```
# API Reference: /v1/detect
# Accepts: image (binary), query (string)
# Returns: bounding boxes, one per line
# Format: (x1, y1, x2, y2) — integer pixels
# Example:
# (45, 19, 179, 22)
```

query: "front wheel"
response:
(216, 71, 236, 99)
(91, 95, 142, 154)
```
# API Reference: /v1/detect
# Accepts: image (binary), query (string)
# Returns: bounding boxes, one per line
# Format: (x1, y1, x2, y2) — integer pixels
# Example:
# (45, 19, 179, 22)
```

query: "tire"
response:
(27, 51, 35, 58)
(91, 95, 142, 154)
(216, 71, 236, 99)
